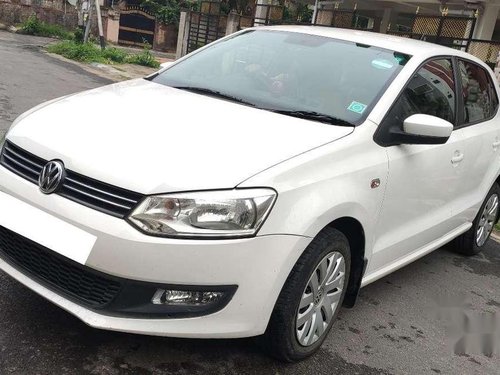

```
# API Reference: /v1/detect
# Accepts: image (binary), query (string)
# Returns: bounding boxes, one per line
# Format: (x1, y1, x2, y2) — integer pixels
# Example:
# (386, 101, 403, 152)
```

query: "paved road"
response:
(0, 31, 499, 374)
(0, 32, 110, 137)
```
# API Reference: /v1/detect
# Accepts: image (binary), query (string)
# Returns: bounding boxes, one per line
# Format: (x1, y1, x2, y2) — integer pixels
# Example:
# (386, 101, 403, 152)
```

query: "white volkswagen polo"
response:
(0, 26, 499, 361)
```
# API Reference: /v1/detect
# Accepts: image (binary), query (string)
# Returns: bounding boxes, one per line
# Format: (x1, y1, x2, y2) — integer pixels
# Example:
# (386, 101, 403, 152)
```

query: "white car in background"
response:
(0, 26, 499, 361)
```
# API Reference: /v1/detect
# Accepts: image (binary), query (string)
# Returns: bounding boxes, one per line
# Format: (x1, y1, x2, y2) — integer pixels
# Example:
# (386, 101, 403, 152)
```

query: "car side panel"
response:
(368, 130, 465, 275)
(239, 121, 388, 264)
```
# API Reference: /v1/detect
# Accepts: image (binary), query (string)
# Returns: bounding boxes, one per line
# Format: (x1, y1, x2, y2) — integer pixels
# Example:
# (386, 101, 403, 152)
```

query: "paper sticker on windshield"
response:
(347, 101, 367, 114)
(371, 59, 394, 70)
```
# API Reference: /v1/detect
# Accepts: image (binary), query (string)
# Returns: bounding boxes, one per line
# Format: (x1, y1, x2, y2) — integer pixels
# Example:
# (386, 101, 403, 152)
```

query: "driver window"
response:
(383, 58, 456, 129)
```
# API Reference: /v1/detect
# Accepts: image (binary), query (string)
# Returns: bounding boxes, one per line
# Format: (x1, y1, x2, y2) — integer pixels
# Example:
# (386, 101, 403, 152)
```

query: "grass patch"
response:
(20, 15, 73, 40)
(47, 40, 160, 68)
(125, 47, 160, 68)
(102, 47, 128, 63)
(47, 41, 105, 62)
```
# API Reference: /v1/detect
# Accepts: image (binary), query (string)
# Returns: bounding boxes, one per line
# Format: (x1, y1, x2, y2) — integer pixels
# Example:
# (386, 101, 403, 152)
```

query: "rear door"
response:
(453, 59, 500, 225)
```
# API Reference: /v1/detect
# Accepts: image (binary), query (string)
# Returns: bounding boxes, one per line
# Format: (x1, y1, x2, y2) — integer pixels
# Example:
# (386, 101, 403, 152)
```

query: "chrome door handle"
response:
(451, 152, 464, 164)
(493, 140, 500, 149)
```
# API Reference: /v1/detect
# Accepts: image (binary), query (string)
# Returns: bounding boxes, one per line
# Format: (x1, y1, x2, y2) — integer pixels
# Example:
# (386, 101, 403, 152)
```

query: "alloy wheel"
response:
(476, 193, 499, 247)
(295, 251, 346, 347)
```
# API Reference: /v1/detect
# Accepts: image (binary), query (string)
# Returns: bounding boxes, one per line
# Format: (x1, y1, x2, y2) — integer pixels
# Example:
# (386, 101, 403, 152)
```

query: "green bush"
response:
(74, 28, 84, 44)
(126, 47, 160, 68)
(140, 0, 198, 25)
(47, 40, 161, 68)
(101, 47, 128, 63)
(47, 41, 105, 63)
(21, 15, 74, 40)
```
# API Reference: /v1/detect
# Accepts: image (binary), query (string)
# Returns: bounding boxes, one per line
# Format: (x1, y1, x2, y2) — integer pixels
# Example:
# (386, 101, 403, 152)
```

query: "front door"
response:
(369, 58, 466, 274)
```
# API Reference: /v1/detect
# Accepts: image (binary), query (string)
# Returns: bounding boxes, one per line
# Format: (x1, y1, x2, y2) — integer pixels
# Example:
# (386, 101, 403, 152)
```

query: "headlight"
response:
(128, 188, 277, 238)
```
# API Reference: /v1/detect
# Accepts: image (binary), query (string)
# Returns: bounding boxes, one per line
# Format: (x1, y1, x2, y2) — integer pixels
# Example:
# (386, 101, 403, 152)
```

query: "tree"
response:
(140, 0, 198, 24)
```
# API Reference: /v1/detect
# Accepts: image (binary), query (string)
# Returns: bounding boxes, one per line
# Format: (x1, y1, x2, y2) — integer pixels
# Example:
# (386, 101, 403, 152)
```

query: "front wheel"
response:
(453, 183, 500, 256)
(261, 227, 350, 362)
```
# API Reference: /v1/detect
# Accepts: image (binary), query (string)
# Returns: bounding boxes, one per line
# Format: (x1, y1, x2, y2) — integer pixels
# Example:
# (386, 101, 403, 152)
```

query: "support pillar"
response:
(473, 4, 500, 40)
(105, 10, 119, 43)
(225, 11, 240, 36)
(176, 11, 189, 59)
(379, 8, 391, 34)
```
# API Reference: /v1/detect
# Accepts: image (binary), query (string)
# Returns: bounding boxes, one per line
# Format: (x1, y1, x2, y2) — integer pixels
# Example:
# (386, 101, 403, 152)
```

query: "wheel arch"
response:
(490, 177, 500, 223)
(326, 217, 367, 308)
(495, 175, 500, 190)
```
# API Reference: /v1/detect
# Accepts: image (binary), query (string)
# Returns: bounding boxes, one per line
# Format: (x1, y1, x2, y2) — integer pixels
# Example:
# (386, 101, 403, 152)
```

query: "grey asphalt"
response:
(0, 31, 499, 374)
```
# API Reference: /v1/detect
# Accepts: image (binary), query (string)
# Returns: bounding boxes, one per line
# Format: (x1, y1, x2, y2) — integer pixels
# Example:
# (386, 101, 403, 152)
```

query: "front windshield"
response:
(150, 30, 410, 125)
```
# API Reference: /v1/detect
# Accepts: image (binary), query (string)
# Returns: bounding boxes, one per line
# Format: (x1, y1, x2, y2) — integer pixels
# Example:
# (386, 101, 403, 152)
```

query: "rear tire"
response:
(453, 183, 500, 256)
(261, 227, 351, 362)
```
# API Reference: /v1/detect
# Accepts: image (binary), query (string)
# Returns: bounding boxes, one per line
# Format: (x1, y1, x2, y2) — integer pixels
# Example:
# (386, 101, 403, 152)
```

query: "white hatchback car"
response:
(0, 26, 499, 361)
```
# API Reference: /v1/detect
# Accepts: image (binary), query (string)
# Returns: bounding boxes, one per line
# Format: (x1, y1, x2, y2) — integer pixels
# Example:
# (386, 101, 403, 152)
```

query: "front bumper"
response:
(0, 166, 311, 338)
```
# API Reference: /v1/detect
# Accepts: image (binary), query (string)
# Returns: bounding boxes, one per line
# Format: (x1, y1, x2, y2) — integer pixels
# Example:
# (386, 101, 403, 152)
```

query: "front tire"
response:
(261, 227, 351, 362)
(453, 183, 500, 256)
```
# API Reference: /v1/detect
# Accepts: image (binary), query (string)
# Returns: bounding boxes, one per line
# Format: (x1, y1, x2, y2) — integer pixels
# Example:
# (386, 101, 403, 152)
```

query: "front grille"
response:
(0, 141, 45, 184)
(0, 225, 121, 308)
(0, 141, 143, 218)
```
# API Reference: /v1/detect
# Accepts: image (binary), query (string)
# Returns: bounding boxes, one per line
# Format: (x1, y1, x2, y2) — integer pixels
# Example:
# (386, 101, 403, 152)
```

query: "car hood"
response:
(7, 79, 353, 194)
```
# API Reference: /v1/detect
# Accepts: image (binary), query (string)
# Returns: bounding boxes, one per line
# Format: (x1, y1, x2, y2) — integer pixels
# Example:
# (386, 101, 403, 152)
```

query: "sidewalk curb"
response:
(0, 29, 170, 82)
(491, 230, 500, 243)
(44, 51, 159, 82)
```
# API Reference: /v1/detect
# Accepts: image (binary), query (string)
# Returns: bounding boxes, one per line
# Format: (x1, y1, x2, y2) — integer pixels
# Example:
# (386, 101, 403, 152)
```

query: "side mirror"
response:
(160, 61, 175, 69)
(384, 114, 453, 146)
(403, 114, 453, 139)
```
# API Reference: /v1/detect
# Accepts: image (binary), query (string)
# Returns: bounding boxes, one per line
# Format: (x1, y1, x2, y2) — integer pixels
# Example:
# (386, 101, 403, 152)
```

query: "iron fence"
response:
(468, 40, 500, 68)
(387, 14, 476, 49)
(181, 4, 500, 70)
(237, 4, 284, 30)
(313, 9, 375, 30)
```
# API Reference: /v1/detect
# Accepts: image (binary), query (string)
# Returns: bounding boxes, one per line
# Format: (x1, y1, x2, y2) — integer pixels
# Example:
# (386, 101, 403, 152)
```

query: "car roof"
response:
(257, 25, 482, 63)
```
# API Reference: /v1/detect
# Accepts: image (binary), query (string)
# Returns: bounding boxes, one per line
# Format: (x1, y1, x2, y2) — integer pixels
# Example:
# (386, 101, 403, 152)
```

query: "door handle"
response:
(451, 152, 464, 164)
(493, 140, 500, 150)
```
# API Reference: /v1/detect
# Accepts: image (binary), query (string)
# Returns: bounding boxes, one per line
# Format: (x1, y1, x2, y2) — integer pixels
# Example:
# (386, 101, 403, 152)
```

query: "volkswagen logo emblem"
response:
(39, 160, 65, 194)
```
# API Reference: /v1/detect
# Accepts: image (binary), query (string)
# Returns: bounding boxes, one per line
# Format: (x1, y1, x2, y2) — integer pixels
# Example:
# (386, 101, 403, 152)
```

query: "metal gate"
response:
(186, 1, 227, 54)
(186, 1, 284, 53)
(118, 6, 156, 47)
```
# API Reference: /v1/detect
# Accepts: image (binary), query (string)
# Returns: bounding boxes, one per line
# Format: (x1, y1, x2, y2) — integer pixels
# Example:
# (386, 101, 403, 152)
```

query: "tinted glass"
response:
(383, 59, 456, 129)
(151, 30, 410, 125)
(458, 60, 499, 124)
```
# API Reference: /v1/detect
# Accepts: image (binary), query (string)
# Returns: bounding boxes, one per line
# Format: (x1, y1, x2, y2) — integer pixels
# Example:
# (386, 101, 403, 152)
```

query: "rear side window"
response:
(458, 60, 499, 124)
(383, 58, 456, 128)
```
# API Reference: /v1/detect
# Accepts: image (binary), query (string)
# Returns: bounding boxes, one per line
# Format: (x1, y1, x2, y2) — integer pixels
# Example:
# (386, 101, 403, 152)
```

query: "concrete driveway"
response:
(0, 31, 499, 374)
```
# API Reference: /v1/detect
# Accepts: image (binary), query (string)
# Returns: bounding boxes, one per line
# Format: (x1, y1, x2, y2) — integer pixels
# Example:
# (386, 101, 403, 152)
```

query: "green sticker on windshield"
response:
(371, 59, 394, 70)
(347, 101, 367, 114)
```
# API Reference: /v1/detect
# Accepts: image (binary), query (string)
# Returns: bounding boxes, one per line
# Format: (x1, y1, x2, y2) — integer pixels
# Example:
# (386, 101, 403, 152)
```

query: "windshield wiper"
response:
(172, 86, 255, 107)
(267, 109, 354, 127)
